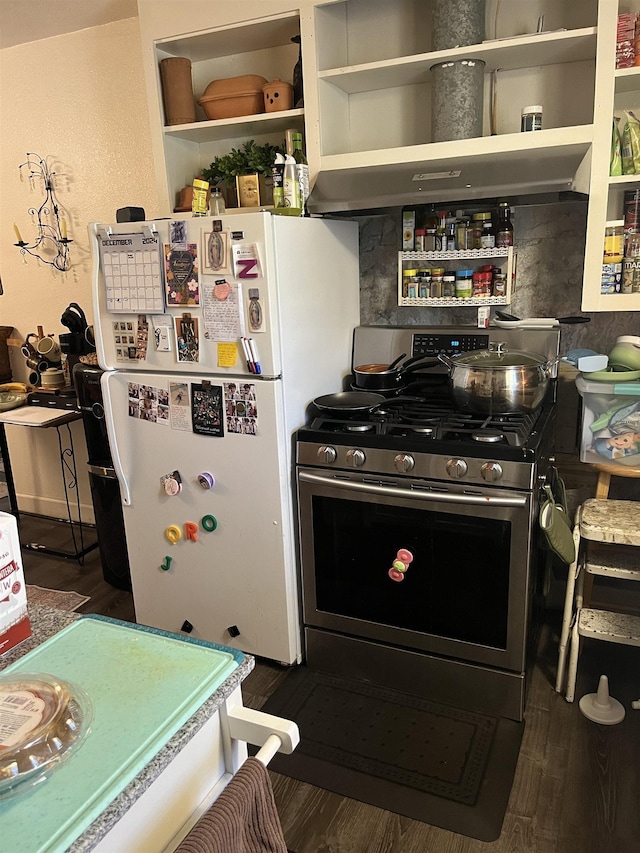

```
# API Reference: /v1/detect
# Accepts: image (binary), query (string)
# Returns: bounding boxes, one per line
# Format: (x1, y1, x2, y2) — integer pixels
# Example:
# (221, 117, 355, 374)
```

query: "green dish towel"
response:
(539, 484, 576, 565)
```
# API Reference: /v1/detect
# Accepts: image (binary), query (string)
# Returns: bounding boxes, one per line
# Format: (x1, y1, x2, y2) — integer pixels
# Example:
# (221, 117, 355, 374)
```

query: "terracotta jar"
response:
(262, 78, 294, 113)
(159, 58, 196, 126)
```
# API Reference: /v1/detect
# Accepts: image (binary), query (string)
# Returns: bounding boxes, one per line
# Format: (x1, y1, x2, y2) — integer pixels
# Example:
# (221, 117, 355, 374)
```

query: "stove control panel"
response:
(412, 332, 490, 357)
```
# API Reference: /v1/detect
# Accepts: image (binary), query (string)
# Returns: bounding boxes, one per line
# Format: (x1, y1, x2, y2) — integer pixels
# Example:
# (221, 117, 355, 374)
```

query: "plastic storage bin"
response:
(575, 375, 640, 467)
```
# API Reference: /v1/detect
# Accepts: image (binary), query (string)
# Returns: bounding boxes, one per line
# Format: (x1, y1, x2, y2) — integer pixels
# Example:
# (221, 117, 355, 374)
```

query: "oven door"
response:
(297, 467, 536, 672)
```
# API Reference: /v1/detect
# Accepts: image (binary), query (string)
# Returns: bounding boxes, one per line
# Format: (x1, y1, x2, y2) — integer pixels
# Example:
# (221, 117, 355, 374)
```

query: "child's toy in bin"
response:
(576, 375, 640, 467)
(0, 512, 31, 655)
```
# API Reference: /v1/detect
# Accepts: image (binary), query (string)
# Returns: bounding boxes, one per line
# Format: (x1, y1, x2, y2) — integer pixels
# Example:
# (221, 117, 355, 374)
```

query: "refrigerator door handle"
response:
(100, 371, 132, 506)
(88, 463, 117, 479)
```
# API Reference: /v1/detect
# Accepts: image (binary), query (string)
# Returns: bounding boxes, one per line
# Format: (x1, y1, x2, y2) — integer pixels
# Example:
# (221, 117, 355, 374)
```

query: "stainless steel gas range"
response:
(295, 325, 561, 722)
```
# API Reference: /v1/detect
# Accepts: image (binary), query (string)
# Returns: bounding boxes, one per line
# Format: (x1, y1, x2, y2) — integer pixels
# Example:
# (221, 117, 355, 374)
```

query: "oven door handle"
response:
(298, 470, 528, 507)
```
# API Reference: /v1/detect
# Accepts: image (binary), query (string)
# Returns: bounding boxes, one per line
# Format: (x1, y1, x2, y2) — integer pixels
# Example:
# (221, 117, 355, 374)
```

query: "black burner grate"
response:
(310, 396, 542, 448)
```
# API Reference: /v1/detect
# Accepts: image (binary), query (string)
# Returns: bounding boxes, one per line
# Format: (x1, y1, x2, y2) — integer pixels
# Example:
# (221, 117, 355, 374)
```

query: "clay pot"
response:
(197, 75, 267, 120)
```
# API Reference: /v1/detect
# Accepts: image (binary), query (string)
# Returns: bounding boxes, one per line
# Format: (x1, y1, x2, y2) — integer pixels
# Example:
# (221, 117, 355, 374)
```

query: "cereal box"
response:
(0, 512, 31, 655)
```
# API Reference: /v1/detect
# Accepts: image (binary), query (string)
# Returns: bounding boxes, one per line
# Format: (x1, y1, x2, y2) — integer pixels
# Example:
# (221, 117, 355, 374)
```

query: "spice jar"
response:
(402, 268, 417, 298)
(455, 269, 473, 298)
(493, 273, 507, 297)
(521, 105, 543, 132)
(471, 212, 492, 249)
(418, 270, 432, 298)
(455, 217, 471, 250)
(430, 268, 445, 297)
(441, 274, 455, 298)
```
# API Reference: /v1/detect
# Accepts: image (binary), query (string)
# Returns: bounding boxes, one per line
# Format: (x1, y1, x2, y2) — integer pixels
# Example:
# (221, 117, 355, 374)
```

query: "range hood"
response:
(308, 127, 593, 214)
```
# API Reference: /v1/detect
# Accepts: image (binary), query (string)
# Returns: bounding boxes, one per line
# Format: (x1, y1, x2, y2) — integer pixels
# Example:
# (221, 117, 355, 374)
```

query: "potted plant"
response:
(201, 139, 285, 208)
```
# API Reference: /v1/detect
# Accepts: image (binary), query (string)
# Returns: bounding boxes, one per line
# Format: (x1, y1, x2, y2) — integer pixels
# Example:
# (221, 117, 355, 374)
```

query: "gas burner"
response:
(472, 429, 505, 443)
(346, 423, 375, 432)
(410, 425, 437, 435)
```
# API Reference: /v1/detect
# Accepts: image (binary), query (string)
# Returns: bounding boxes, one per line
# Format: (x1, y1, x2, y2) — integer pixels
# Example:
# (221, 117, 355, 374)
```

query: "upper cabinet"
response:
(306, 0, 599, 212)
(137, 1, 310, 215)
(581, 0, 640, 312)
(137, 0, 636, 312)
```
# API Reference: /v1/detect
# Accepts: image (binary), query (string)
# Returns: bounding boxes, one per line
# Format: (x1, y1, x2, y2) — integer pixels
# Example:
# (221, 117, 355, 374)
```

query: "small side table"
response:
(0, 405, 98, 563)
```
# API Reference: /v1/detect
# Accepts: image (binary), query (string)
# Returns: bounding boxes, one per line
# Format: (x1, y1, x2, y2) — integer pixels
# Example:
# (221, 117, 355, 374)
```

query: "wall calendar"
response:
(99, 233, 165, 313)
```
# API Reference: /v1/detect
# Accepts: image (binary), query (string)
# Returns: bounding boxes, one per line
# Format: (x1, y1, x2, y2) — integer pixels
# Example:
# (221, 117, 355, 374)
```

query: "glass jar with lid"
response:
(455, 269, 473, 298)
(471, 212, 492, 249)
(430, 268, 445, 297)
(402, 268, 418, 298)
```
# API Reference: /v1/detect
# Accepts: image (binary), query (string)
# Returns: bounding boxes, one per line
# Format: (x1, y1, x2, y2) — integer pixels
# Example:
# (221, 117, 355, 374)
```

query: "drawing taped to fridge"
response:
(89, 211, 359, 664)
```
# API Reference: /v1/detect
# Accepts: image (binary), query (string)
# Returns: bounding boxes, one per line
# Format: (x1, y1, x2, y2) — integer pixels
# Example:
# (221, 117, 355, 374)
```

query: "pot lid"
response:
(451, 348, 548, 368)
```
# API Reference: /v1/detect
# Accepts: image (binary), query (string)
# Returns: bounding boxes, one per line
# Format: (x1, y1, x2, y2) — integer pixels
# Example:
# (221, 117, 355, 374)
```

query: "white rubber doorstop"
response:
(579, 674, 625, 725)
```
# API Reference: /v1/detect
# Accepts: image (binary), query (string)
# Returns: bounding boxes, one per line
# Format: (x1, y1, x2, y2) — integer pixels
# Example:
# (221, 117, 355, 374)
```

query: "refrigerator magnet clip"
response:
(201, 379, 211, 391)
(198, 472, 215, 490)
(161, 470, 182, 497)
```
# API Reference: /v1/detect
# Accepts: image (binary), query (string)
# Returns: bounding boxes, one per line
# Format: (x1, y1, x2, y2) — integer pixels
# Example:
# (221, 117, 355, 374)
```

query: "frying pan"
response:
(352, 355, 439, 390)
(313, 391, 386, 413)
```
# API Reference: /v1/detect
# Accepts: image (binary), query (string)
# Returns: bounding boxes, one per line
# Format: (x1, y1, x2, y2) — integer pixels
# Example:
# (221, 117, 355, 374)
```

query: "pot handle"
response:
(437, 352, 456, 374)
(400, 358, 440, 376)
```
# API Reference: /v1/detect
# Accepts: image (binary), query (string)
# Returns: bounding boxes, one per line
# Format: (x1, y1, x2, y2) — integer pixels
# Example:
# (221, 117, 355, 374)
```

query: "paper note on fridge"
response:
(202, 280, 243, 341)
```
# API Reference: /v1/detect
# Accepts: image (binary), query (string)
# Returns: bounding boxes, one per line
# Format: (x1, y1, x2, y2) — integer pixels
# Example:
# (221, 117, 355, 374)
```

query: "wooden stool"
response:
(555, 464, 640, 701)
(593, 460, 640, 499)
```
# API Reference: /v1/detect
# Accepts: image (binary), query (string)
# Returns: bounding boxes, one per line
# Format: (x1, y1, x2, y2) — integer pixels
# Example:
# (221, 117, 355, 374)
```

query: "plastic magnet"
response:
(160, 556, 173, 571)
(184, 521, 199, 541)
(201, 514, 218, 532)
(214, 282, 231, 301)
(181, 620, 193, 634)
(397, 548, 413, 564)
(165, 525, 182, 544)
(392, 559, 408, 572)
(198, 472, 215, 490)
(227, 625, 240, 638)
(388, 568, 405, 582)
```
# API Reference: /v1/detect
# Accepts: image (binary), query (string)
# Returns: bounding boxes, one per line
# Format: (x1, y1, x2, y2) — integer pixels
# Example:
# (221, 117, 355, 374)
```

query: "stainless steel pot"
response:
(438, 344, 553, 414)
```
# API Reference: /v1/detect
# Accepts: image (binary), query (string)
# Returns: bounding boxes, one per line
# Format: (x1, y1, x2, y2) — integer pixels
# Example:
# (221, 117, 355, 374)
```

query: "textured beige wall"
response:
(0, 17, 160, 518)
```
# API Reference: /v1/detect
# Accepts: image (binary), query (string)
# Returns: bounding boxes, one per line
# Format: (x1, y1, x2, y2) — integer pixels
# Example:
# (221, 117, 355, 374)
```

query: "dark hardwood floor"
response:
(7, 492, 640, 853)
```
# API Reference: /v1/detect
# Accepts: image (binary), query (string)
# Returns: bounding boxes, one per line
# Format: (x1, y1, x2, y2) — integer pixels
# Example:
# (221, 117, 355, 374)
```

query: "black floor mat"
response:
(259, 667, 524, 843)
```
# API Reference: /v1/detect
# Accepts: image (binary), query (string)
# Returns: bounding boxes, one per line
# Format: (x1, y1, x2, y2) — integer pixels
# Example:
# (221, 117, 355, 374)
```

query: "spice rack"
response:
(397, 247, 514, 307)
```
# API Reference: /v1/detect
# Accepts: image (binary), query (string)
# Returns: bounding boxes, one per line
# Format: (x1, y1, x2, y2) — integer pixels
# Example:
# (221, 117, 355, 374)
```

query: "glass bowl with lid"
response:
(0, 672, 93, 798)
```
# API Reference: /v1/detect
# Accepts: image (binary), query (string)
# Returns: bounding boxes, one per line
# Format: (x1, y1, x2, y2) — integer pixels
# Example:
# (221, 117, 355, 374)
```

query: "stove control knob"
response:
(446, 458, 468, 478)
(346, 448, 366, 468)
(481, 461, 503, 482)
(317, 445, 337, 464)
(394, 453, 415, 473)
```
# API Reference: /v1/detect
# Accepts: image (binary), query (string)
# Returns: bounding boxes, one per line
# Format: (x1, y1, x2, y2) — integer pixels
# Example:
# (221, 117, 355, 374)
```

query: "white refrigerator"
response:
(89, 211, 359, 664)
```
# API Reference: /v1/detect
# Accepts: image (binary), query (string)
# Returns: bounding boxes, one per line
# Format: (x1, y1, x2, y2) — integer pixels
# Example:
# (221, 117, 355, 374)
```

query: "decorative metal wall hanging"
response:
(13, 152, 71, 271)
